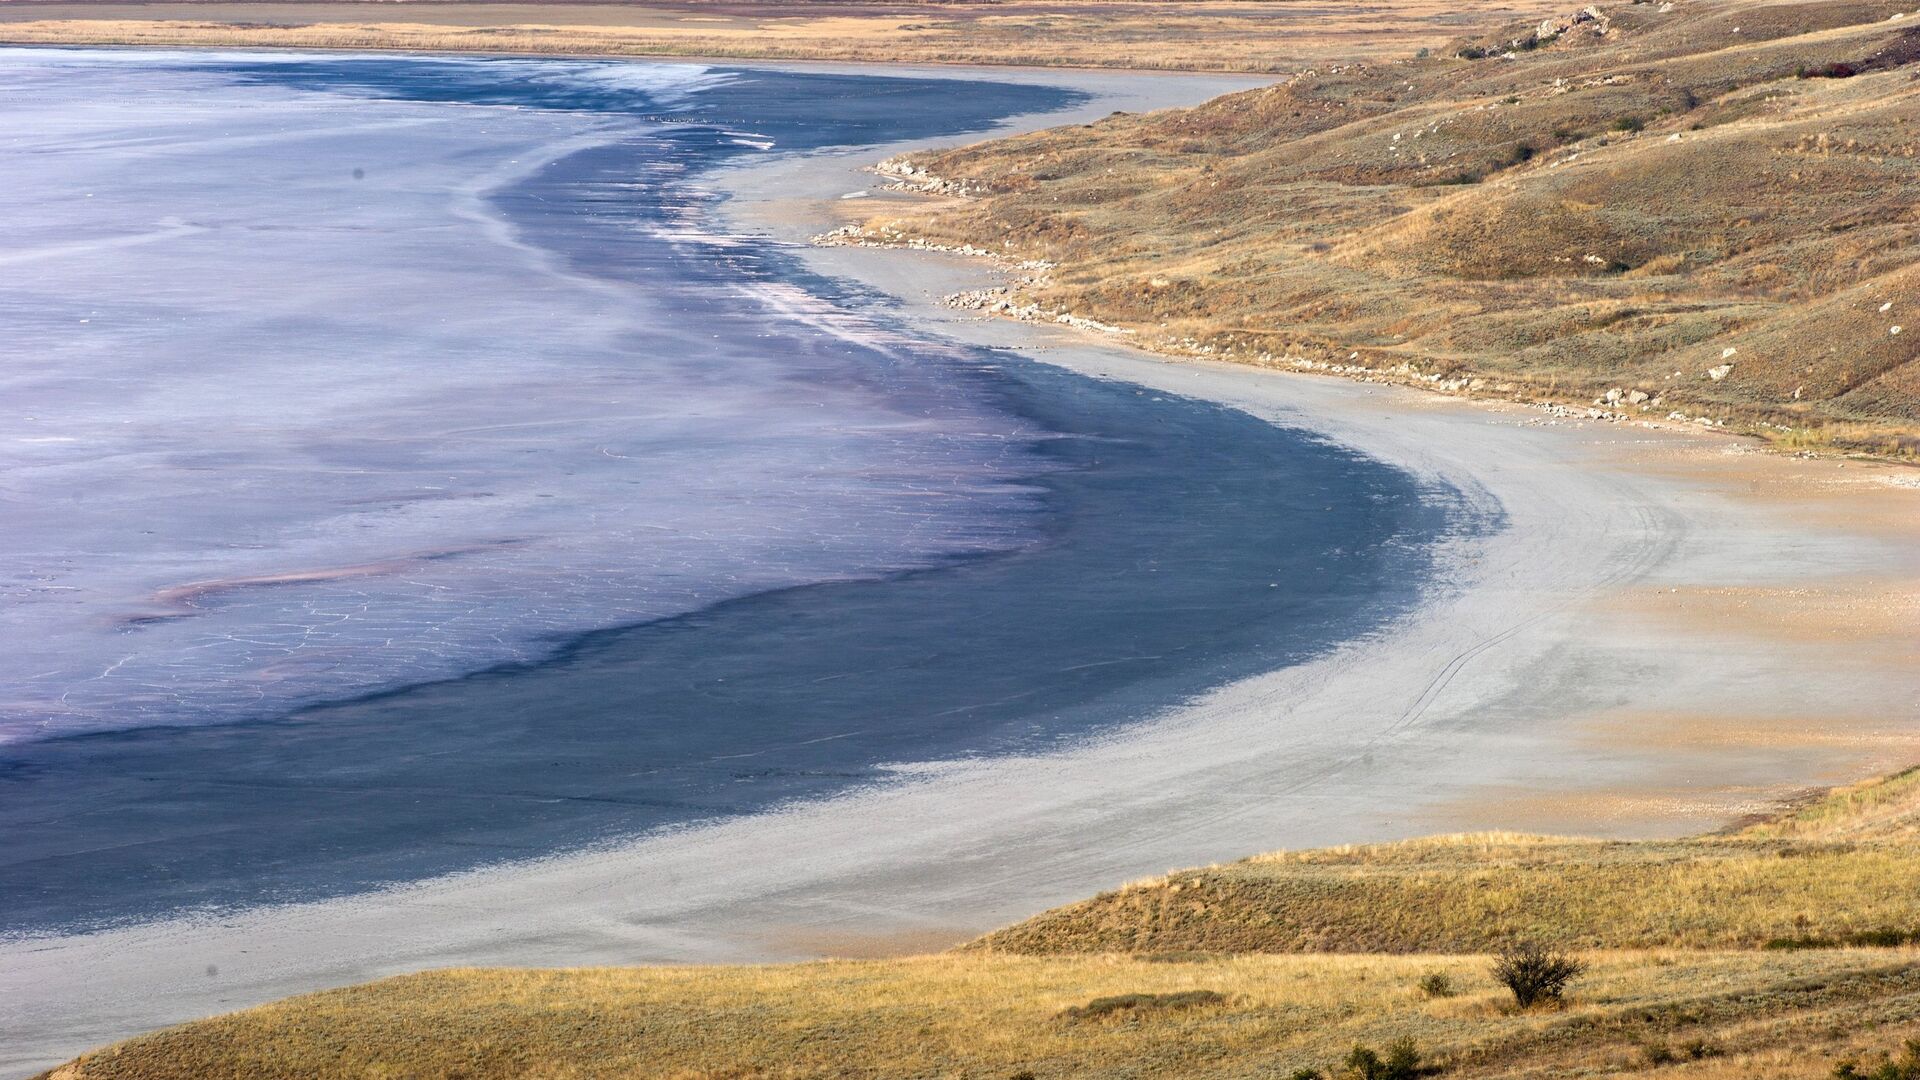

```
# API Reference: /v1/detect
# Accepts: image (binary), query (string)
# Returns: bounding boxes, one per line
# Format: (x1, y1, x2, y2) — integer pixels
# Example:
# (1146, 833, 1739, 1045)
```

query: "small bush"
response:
(1418, 972, 1456, 999)
(1612, 116, 1646, 132)
(1458, 45, 1487, 60)
(1057, 989, 1226, 1020)
(1343, 1038, 1425, 1080)
(1289, 1070, 1326, 1080)
(1491, 941, 1585, 1009)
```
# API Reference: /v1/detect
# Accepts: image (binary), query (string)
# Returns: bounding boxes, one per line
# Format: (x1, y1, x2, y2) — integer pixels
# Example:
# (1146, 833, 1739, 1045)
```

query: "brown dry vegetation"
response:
(35, 951, 1920, 1079)
(971, 767, 1920, 956)
(41, 768, 1920, 1079)
(859, 0, 1920, 455)
(0, 0, 1562, 74)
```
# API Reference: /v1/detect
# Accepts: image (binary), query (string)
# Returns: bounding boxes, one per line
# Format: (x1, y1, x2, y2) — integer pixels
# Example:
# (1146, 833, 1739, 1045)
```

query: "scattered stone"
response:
(872, 156, 984, 196)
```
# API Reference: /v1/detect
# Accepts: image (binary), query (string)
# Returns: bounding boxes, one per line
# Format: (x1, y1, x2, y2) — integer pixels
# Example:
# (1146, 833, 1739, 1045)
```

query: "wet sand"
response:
(5, 61, 1919, 1079)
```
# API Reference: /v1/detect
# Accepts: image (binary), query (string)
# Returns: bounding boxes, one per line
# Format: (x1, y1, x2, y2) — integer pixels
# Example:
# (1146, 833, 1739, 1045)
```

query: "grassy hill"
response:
(847, 0, 1920, 455)
(969, 768, 1920, 956)
(0, 0, 1561, 75)
(41, 769, 1920, 1079)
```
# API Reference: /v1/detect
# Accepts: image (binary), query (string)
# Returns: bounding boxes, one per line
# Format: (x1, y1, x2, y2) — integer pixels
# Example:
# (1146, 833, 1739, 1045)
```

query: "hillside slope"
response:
(849, 0, 1920, 454)
(970, 768, 1920, 956)
(0, 0, 1563, 74)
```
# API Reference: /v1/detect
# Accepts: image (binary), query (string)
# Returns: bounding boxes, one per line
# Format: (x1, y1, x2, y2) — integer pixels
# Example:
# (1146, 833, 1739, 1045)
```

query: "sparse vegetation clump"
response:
(1765, 927, 1918, 950)
(1835, 1040, 1920, 1080)
(1057, 988, 1227, 1020)
(1343, 1037, 1427, 1079)
(1491, 940, 1586, 1008)
(1642, 1037, 1722, 1066)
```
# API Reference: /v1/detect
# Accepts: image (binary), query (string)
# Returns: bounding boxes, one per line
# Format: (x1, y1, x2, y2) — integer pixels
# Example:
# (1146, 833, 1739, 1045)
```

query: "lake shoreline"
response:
(3, 56, 1917, 1080)
(709, 75, 1920, 931)
(0, 60, 1304, 1078)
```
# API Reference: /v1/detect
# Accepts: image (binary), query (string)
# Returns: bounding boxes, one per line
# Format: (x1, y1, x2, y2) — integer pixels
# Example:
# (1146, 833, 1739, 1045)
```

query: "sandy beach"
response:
(5, 61, 1919, 1079)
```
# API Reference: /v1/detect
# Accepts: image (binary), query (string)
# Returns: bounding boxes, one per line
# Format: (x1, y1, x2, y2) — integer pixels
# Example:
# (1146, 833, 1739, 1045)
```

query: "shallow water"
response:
(0, 52, 1476, 934)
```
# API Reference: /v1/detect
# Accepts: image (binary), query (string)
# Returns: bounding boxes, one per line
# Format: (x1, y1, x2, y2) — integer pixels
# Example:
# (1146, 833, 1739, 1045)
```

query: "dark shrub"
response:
(1765, 935, 1836, 950)
(1833, 1038, 1920, 1078)
(1343, 1038, 1424, 1080)
(1767, 928, 1914, 950)
(1612, 116, 1646, 132)
(1057, 989, 1226, 1020)
(1418, 972, 1456, 999)
(1491, 941, 1585, 1008)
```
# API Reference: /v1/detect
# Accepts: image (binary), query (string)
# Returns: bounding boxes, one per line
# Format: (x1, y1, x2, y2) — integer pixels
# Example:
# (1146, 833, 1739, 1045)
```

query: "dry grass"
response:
(39, 950, 1920, 1079)
(0, 0, 1565, 74)
(971, 768, 1920, 956)
(40, 768, 1920, 1078)
(856, 0, 1920, 454)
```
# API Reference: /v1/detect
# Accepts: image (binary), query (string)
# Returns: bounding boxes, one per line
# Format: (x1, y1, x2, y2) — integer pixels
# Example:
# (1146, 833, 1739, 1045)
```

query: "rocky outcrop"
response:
(873, 156, 986, 197)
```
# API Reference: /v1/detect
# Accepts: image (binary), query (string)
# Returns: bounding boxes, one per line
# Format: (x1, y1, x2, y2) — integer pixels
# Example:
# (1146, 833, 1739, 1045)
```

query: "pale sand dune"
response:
(4, 65, 1918, 1078)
